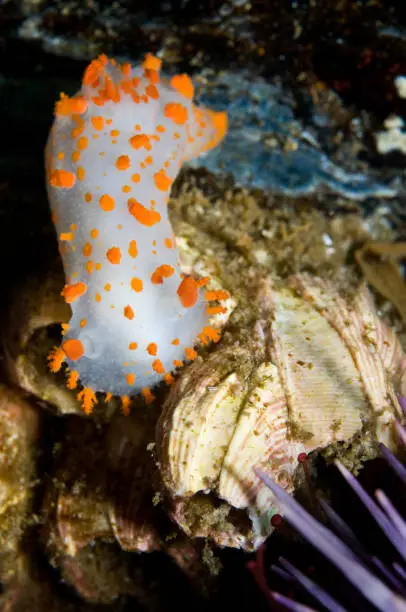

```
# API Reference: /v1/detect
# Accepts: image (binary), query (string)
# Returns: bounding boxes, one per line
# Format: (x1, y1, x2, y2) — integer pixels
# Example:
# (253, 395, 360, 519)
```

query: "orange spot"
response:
(105, 392, 113, 402)
(144, 155, 153, 165)
(55, 94, 87, 116)
(204, 290, 230, 302)
(185, 347, 197, 361)
(49, 169, 76, 189)
(80, 319, 87, 328)
(95, 293, 102, 302)
(165, 238, 173, 248)
(91, 116, 105, 130)
(126, 373, 135, 385)
(198, 326, 221, 345)
(104, 283, 112, 291)
(72, 150, 81, 163)
(106, 246, 122, 264)
(147, 342, 158, 356)
(128, 199, 161, 226)
(99, 194, 115, 211)
(85, 192, 93, 202)
(48, 347, 65, 372)
(62, 338, 85, 361)
(83, 242, 92, 257)
(164, 102, 188, 125)
(154, 170, 172, 191)
(124, 305, 134, 320)
(67, 370, 79, 389)
(61, 323, 70, 335)
(122, 185, 131, 193)
(130, 277, 143, 292)
(86, 261, 94, 274)
(142, 387, 156, 404)
(129, 134, 151, 150)
(57, 152, 65, 160)
(173, 359, 183, 368)
(77, 166, 86, 181)
(77, 136, 88, 150)
(172, 338, 180, 346)
(77, 387, 97, 414)
(177, 277, 199, 308)
(128, 240, 138, 258)
(146, 83, 159, 99)
(152, 359, 165, 374)
(59, 232, 74, 242)
(95, 263, 102, 271)
(121, 395, 131, 416)
(143, 54, 162, 72)
(90, 228, 99, 239)
(61, 282, 87, 303)
(115, 154, 131, 170)
(157, 124, 165, 133)
(128, 342, 138, 350)
(170, 74, 194, 99)
(151, 264, 175, 284)
(132, 173, 141, 183)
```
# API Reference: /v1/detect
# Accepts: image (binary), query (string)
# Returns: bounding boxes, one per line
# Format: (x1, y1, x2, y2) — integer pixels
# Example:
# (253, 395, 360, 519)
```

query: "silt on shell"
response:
(156, 273, 405, 551)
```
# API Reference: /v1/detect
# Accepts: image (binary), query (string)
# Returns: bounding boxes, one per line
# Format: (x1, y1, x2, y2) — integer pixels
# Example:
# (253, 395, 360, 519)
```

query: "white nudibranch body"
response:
(45, 54, 228, 413)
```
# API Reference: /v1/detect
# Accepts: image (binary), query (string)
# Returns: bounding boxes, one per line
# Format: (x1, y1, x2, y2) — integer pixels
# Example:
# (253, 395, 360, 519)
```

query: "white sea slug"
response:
(45, 53, 228, 414)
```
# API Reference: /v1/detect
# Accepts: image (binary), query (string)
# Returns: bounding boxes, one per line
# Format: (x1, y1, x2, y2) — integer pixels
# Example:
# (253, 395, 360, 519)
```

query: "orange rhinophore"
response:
(45, 53, 228, 413)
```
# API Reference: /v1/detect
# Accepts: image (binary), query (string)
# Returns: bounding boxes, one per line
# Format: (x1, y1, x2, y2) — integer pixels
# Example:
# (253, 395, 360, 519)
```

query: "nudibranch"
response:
(45, 53, 228, 414)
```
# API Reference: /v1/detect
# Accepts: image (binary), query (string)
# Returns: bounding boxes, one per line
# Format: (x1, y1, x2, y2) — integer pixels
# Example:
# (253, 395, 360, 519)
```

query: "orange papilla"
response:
(152, 359, 165, 374)
(106, 246, 122, 264)
(77, 387, 97, 414)
(121, 396, 131, 416)
(185, 347, 197, 361)
(198, 326, 221, 345)
(141, 387, 156, 404)
(66, 370, 79, 390)
(164, 372, 175, 386)
(128, 199, 161, 226)
(128, 240, 138, 258)
(173, 359, 183, 368)
(206, 305, 227, 315)
(49, 169, 76, 189)
(154, 171, 172, 191)
(170, 74, 194, 100)
(55, 94, 87, 117)
(48, 347, 65, 373)
(142, 54, 162, 72)
(83, 56, 107, 87)
(128, 342, 138, 350)
(130, 277, 143, 292)
(59, 232, 74, 242)
(204, 289, 230, 301)
(62, 338, 85, 361)
(151, 264, 175, 284)
(116, 155, 131, 170)
(99, 194, 115, 211)
(129, 134, 151, 151)
(147, 342, 158, 356)
(177, 277, 199, 308)
(199, 109, 228, 153)
(164, 102, 188, 125)
(124, 305, 135, 320)
(61, 282, 87, 304)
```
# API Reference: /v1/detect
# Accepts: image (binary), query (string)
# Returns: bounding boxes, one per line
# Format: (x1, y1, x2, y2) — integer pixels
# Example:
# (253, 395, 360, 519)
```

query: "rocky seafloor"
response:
(0, 1, 406, 610)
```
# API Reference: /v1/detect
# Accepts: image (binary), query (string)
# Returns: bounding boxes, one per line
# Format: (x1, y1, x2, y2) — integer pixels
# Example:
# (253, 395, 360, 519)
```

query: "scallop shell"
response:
(157, 274, 405, 550)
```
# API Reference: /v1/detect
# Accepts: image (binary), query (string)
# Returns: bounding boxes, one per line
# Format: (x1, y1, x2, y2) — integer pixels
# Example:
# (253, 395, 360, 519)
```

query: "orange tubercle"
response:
(177, 277, 199, 308)
(48, 347, 65, 373)
(77, 387, 97, 414)
(62, 338, 85, 361)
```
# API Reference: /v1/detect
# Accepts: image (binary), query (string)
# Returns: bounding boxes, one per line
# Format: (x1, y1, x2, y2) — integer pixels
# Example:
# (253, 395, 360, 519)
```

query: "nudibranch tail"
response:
(45, 53, 229, 413)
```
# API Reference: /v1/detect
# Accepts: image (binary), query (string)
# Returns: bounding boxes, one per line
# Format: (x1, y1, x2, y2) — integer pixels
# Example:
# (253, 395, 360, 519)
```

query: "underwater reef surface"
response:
(0, 1, 406, 611)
